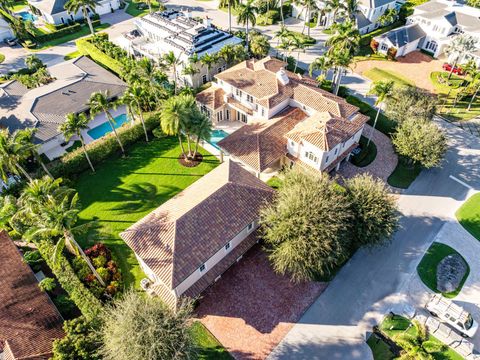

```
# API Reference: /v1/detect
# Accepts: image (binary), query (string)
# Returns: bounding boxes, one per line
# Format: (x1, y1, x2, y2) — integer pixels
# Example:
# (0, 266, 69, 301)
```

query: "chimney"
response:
(203, 16, 212, 28)
(276, 69, 289, 85)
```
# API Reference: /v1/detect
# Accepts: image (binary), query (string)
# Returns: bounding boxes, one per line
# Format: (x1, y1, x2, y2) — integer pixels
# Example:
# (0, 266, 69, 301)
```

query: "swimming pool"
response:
(18, 11, 37, 22)
(87, 114, 130, 140)
(208, 129, 230, 150)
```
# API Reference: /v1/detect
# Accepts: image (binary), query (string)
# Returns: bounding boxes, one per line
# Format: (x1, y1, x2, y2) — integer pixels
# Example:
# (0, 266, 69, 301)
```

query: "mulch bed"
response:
(178, 153, 203, 167)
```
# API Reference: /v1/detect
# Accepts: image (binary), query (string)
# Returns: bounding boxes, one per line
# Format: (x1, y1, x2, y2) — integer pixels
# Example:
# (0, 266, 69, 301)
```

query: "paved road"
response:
(268, 120, 480, 359)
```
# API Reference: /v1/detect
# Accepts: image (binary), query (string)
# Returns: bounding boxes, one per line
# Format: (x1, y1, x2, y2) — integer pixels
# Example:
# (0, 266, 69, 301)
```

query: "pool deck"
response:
(214, 120, 245, 134)
(80, 106, 128, 143)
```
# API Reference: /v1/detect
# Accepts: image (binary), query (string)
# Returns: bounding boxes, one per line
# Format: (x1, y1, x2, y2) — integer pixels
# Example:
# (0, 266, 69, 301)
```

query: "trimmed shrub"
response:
(72, 256, 92, 280)
(93, 255, 107, 268)
(35, 23, 82, 43)
(257, 10, 279, 25)
(76, 37, 124, 76)
(39, 277, 57, 292)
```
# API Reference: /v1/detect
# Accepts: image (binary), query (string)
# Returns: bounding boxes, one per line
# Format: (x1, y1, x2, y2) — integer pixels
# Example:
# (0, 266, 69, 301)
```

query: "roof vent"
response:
(276, 69, 289, 85)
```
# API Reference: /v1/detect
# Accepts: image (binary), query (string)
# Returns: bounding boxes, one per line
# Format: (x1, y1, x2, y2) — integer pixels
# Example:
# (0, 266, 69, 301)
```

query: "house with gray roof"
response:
(28, 0, 119, 25)
(374, 0, 480, 61)
(0, 56, 127, 160)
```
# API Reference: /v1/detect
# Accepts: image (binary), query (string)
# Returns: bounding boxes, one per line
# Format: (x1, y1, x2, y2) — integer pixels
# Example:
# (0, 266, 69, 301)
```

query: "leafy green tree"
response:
(122, 85, 149, 142)
(326, 19, 360, 55)
(88, 91, 125, 155)
(59, 113, 95, 172)
(378, 8, 397, 26)
(385, 86, 436, 123)
(64, 0, 100, 35)
(10, 17, 29, 40)
(324, 0, 347, 22)
(0, 129, 33, 182)
(39, 277, 57, 292)
(99, 290, 196, 360)
(0, 0, 13, 13)
(367, 80, 394, 145)
(250, 32, 271, 58)
(309, 54, 332, 86)
(392, 118, 447, 169)
(260, 168, 352, 282)
(25, 55, 44, 72)
(345, 174, 399, 249)
(329, 48, 353, 95)
(467, 0, 480, 8)
(200, 53, 217, 83)
(191, 110, 212, 158)
(52, 316, 102, 360)
(181, 65, 200, 87)
(393, 320, 446, 360)
(445, 34, 477, 80)
(237, 0, 258, 50)
(163, 51, 183, 95)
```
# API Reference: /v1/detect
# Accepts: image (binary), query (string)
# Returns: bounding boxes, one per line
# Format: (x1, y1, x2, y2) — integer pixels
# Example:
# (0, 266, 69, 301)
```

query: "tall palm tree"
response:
(123, 85, 149, 142)
(20, 129, 54, 179)
(237, 0, 258, 50)
(301, 0, 318, 36)
(192, 111, 212, 158)
(445, 34, 477, 80)
(18, 178, 106, 286)
(393, 320, 446, 359)
(291, 37, 307, 73)
(88, 91, 126, 156)
(64, 0, 100, 36)
(309, 54, 333, 86)
(59, 113, 96, 172)
(200, 53, 217, 83)
(274, 25, 290, 54)
(182, 65, 200, 88)
(344, 0, 359, 21)
(0, 129, 33, 182)
(160, 96, 190, 159)
(367, 80, 394, 146)
(378, 8, 397, 26)
(330, 49, 353, 95)
(163, 51, 183, 95)
(324, 0, 347, 22)
(326, 20, 361, 55)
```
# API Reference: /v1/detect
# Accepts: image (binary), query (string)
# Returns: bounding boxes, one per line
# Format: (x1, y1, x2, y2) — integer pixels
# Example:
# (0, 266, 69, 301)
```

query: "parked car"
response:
(4, 38, 17, 46)
(426, 294, 478, 338)
(442, 63, 465, 75)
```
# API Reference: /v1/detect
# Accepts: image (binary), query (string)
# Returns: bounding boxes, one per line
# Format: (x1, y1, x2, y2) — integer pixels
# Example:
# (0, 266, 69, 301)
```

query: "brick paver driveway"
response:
(196, 245, 327, 360)
(353, 51, 444, 92)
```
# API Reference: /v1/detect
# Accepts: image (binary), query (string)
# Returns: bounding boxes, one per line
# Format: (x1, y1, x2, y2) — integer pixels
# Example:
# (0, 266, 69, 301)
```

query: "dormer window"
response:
(225, 242, 231, 251)
(199, 263, 206, 273)
(247, 222, 254, 232)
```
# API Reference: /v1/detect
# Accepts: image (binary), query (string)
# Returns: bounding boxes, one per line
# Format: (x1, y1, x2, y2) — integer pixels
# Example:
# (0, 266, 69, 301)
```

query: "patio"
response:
(195, 245, 327, 360)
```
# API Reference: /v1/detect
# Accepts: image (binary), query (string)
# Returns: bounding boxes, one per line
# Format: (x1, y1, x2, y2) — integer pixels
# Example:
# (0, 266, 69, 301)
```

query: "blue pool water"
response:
(18, 11, 37, 22)
(87, 114, 130, 140)
(208, 129, 229, 150)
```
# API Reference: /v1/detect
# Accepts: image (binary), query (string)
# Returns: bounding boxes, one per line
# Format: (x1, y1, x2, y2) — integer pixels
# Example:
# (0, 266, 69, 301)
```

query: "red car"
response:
(442, 63, 465, 75)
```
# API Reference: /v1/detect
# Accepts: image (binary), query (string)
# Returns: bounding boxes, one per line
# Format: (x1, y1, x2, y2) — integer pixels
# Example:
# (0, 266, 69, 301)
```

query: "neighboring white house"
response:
(196, 57, 368, 179)
(117, 9, 243, 88)
(28, 0, 119, 25)
(0, 56, 127, 160)
(291, 0, 399, 34)
(0, 17, 13, 41)
(374, 0, 480, 63)
(120, 160, 275, 309)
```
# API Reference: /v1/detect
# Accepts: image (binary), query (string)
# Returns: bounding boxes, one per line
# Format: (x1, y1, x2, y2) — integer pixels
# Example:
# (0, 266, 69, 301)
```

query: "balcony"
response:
(226, 97, 253, 116)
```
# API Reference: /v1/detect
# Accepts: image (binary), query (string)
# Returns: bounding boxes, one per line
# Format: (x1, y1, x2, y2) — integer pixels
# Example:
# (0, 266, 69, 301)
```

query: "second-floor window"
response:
(246, 94, 253, 103)
(305, 151, 318, 163)
(236, 88, 241, 97)
(261, 108, 265, 117)
(202, 74, 208, 84)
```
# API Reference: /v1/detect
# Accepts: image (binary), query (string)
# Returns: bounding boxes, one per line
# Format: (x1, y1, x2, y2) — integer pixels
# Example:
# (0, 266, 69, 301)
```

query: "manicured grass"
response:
(363, 67, 415, 88)
(387, 156, 422, 189)
(266, 176, 282, 189)
(378, 315, 464, 360)
(32, 23, 110, 50)
(367, 334, 395, 360)
(350, 136, 377, 167)
(0, 53, 4, 64)
(64, 50, 81, 61)
(430, 71, 465, 94)
(456, 192, 480, 241)
(417, 242, 469, 298)
(287, 30, 316, 46)
(74, 137, 219, 288)
(191, 321, 233, 359)
(125, 0, 161, 17)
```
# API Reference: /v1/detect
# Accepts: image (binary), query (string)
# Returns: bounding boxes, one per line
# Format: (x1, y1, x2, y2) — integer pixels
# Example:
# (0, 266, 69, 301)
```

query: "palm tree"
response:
(218, 44, 237, 67)
(324, 0, 346, 22)
(344, 0, 358, 21)
(59, 113, 96, 172)
(393, 320, 446, 359)
(330, 49, 354, 95)
(192, 111, 212, 158)
(445, 34, 477, 80)
(200, 53, 217, 83)
(367, 80, 394, 146)
(163, 51, 183, 95)
(0, 129, 33, 182)
(25, 55, 44, 72)
(182, 65, 200, 88)
(18, 178, 106, 286)
(20, 129, 54, 179)
(0, 0, 14, 14)
(292, 37, 307, 73)
(64, 0, 99, 36)
(88, 91, 126, 156)
(123, 85, 149, 142)
(301, 0, 319, 36)
(274, 25, 290, 54)
(309, 54, 333, 86)
(237, 0, 258, 50)
(160, 95, 191, 159)
(326, 20, 361, 55)
(378, 8, 397, 26)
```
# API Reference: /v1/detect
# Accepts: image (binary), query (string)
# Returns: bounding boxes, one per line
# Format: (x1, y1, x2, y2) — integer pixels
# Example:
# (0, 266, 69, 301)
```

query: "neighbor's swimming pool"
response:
(208, 129, 230, 150)
(87, 114, 130, 140)
(18, 11, 37, 22)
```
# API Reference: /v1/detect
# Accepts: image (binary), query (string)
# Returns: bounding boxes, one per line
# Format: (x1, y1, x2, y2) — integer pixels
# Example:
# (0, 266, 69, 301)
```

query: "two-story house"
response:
(195, 57, 369, 179)
(374, 0, 480, 62)
(118, 9, 243, 88)
(120, 160, 274, 309)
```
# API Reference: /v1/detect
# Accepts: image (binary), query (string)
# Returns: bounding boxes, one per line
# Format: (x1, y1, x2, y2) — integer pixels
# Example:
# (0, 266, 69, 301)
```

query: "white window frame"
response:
(225, 242, 231, 252)
(199, 263, 206, 273)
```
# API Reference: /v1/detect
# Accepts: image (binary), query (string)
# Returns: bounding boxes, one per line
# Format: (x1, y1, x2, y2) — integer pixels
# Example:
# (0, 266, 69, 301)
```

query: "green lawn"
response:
(367, 334, 395, 360)
(417, 242, 469, 298)
(191, 322, 233, 359)
(456, 192, 480, 241)
(32, 23, 110, 50)
(0, 53, 4, 64)
(350, 136, 377, 167)
(125, 0, 162, 17)
(363, 67, 415, 88)
(74, 137, 219, 289)
(387, 156, 422, 189)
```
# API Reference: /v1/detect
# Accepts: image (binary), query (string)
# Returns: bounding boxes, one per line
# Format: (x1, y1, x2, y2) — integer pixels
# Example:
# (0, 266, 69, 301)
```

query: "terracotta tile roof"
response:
(217, 107, 308, 172)
(195, 86, 226, 111)
(0, 231, 64, 360)
(285, 112, 368, 151)
(120, 160, 274, 292)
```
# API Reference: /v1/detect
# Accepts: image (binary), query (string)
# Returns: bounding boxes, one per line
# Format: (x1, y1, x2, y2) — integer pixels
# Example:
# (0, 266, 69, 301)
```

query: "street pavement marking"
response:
(449, 175, 473, 189)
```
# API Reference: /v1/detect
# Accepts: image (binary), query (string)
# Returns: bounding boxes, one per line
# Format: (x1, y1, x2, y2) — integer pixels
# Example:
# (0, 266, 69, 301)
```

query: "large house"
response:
(195, 57, 369, 179)
(118, 9, 243, 88)
(0, 56, 127, 160)
(292, 0, 399, 34)
(374, 0, 480, 62)
(28, 0, 120, 25)
(0, 231, 64, 360)
(120, 160, 275, 309)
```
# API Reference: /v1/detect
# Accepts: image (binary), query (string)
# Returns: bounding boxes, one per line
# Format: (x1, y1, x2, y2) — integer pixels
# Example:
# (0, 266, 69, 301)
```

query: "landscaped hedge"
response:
(76, 36, 124, 76)
(346, 95, 397, 136)
(35, 20, 101, 43)
(37, 239, 102, 321)
(48, 114, 160, 179)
